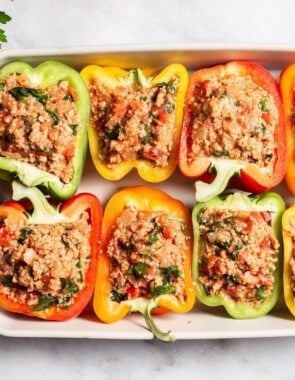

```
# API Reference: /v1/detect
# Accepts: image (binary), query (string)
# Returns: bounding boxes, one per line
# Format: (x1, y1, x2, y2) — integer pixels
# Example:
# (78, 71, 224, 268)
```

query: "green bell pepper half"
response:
(192, 191, 285, 319)
(0, 60, 90, 200)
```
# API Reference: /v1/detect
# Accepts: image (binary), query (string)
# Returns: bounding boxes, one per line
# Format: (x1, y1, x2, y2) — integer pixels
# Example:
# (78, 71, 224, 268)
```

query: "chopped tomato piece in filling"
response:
(197, 208, 279, 305)
(189, 74, 279, 174)
(106, 205, 188, 303)
(0, 212, 91, 311)
(88, 78, 178, 168)
(0, 73, 81, 183)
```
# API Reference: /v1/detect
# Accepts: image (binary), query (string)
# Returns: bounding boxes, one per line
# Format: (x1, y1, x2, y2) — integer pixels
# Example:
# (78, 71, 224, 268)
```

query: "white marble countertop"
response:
(1, 0, 295, 379)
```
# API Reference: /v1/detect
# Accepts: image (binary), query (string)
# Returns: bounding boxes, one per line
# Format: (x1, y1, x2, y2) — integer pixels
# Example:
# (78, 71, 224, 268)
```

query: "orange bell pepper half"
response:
(179, 61, 287, 202)
(279, 63, 295, 194)
(93, 185, 195, 342)
(0, 181, 102, 321)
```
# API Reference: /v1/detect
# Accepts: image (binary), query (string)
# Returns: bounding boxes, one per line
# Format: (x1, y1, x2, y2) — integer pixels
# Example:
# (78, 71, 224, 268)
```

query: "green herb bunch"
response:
(0, 11, 11, 48)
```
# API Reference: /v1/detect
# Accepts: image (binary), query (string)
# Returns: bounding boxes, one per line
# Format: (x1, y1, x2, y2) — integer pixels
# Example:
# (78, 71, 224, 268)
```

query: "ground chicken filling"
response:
(188, 74, 279, 174)
(107, 205, 188, 303)
(0, 211, 91, 311)
(286, 217, 295, 298)
(89, 77, 178, 168)
(0, 73, 81, 183)
(197, 208, 279, 305)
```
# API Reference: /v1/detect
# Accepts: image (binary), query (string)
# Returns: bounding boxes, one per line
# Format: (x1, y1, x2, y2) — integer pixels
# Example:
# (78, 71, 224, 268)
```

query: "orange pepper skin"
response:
(93, 185, 195, 324)
(80, 64, 188, 182)
(279, 63, 295, 195)
(179, 61, 287, 197)
(0, 191, 103, 321)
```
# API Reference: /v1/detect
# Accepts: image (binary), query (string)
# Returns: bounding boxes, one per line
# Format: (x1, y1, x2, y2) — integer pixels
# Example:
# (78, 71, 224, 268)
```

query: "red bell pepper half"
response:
(179, 61, 287, 202)
(0, 181, 102, 321)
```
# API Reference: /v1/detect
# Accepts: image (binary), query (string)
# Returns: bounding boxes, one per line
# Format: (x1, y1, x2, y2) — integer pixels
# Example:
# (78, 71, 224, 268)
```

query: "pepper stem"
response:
(117, 68, 153, 87)
(12, 180, 67, 224)
(194, 158, 244, 203)
(130, 298, 175, 342)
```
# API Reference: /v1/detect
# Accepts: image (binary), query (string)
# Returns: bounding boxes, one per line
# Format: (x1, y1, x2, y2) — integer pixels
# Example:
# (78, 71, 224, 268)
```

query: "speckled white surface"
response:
(1, 1, 295, 379)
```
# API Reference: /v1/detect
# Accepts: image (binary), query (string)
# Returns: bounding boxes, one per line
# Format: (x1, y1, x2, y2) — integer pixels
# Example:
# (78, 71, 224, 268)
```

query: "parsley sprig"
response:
(0, 11, 12, 49)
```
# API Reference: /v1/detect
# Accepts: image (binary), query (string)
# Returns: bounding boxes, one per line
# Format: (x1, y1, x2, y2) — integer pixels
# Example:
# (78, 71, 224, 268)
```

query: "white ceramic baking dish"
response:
(0, 44, 295, 340)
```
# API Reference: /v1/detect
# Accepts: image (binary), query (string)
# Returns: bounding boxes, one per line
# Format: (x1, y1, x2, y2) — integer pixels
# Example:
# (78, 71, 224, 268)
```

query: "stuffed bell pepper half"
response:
(282, 204, 295, 317)
(80, 64, 188, 182)
(179, 61, 287, 202)
(0, 60, 90, 200)
(93, 186, 195, 342)
(0, 181, 102, 321)
(192, 191, 285, 319)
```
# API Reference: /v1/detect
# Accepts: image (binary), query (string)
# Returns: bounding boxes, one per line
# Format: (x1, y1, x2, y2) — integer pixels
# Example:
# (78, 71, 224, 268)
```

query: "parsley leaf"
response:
(128, 262, 148, 278)
(31, 294, 59, 312)
(0, 11, 11, 24)
(160, 265, 181, 285)
(151, 284, 176, 298)
(0, 11, 11, 48)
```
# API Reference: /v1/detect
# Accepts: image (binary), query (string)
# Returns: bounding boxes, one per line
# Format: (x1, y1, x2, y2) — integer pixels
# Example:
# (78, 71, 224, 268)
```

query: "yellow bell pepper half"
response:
(80, 63, 188, 182)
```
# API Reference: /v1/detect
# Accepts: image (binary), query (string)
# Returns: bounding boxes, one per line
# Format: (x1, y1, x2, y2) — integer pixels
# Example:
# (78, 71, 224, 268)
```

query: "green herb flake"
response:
(165, 103, 175, 113)
(119, 238, 135, 253)
(61, 278, 79, 296)
(8, 87, 30, 101)
(225, 275, 238, 286)
(17, 227, 33, 244)
(22, 116, 32, 134)
(255, 285, 266, 301)
(150, 110, 159, 120)
(3, 133, 15, 143)
(253, 124, 266, 135)
(1, 275, 13, 287)
(8, 86, 48, 104)
(147, 234, 158, 245)
(105, 123, 122, 140)
(111, 288, 126, 302)
(264, 153, 273, 161)
(139, 250, 152, 256)
(63, 93, 74, 102)
(43, 146, 53, 155)
(76, 259, 83, 282)
(160, 265, 181, 285)
(46, 109, 60, 125)
(235, 241, 244, 251)
(140, 123, 153, 144)
(69, 124, 78, 136)
(214, 149, 229, 157)
(258, 99, 269, 112)
(31, 294, 59, 312)
(151, 284, 176, 298)
(61, 238, 70, 249)
(156, 81, 176, 94)
(30, 88, 49, 104)
(129, 262, 148, 278)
